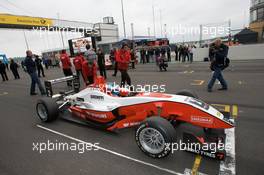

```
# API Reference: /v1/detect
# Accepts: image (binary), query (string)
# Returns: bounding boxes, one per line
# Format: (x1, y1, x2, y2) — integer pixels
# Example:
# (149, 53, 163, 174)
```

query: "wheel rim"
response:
(37, 103, 48, 120)
(139, 127, 165, 154)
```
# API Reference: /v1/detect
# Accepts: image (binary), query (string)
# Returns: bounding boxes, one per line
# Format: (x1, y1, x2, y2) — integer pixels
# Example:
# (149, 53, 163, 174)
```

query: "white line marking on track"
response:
(36, 124, 183, 175)
(0, 92, 8, 96)
(219, 126, 236, 175)
(184, 168, 208, 175)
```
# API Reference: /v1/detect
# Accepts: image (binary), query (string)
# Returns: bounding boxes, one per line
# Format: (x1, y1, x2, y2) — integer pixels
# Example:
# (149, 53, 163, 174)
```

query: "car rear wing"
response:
(44, 75, 80, 97)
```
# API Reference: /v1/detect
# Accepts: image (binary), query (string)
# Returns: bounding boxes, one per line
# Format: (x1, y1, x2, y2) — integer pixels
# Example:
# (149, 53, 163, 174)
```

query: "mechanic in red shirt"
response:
(116, 43, 132, 88)
(73, 52, 84, 78)
(82, 52, 97, 86)
(60, 50, 73, 86)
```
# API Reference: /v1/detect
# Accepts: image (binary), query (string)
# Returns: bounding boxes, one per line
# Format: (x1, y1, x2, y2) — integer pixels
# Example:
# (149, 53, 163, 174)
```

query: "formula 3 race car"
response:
(36, 76, 234, 158)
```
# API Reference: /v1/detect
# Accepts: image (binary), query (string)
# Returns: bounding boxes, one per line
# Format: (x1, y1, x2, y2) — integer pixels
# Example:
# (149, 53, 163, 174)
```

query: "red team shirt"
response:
(73, 55, 84, 70)
(60, 53, 71, 69)
(82, 60, 97, 82)
(115, 49, 131, 71)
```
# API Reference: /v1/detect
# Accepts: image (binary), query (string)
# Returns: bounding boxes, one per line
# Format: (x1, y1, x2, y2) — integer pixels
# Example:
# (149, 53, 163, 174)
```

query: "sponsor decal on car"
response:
(90, 95, 104, 100)
(191, 116, 213, 124)
(86, 111, 107, 119)
(123, 122, 140, 127)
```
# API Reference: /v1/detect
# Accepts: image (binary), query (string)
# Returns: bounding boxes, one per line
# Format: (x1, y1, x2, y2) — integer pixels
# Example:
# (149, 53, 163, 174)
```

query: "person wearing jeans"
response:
(208, 66, 227, 91)
(24, 50, 46, 95)
(29, 72, 46, 95)
(207, 39, 229, 92)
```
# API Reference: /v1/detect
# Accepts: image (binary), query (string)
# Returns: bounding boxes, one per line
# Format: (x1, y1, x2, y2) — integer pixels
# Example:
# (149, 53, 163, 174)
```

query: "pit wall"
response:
(193, 43, 264, 61)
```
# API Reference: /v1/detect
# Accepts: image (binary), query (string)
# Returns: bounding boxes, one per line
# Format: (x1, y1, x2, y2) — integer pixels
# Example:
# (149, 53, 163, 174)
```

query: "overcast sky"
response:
(0, 0, 250, 57)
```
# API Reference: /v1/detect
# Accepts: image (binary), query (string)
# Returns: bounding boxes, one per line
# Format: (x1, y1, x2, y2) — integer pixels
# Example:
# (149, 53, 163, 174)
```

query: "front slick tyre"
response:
(135, 117, 176, 158)
(36, 98, 59, 122)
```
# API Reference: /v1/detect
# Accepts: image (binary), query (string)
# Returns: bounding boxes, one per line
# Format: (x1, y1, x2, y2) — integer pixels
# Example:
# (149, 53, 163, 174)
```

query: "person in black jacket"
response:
(35, 55, 45, 77)
(140, 49, 146, 64)
(174, 45, 178, 61)
(178, 45, 183, 62)
(24, 50, 46, 95)
(130, 49, 137, 69)
(154, 48, 161, 65)
(0, 60, 8, 81)
(207, 39, 228, 92)
(166, 47, 171, 62)
(111, 48, 118, 77)
(10, 59, 20, 79)
(97, 49, 107, 79)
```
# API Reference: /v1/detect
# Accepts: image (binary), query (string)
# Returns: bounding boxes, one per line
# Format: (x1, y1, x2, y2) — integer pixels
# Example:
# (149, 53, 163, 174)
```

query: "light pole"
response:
(57, 12, 65, 48)
(199, 24, 203, 48)
(152, 2, 156, 38)
(148, 27, 151, 38)
(131, 23, 135, 54)
(160, 9, 163, 37)
(131, 23, 134, 40)
(228, 19, 231, 45)
(164, 24, 167, 38)
(121, 0, 127, 38)
(23, 30, 29, 50)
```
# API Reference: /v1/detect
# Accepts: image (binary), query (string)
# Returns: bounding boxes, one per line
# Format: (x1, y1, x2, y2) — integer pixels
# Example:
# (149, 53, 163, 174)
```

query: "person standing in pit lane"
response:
(97, 48, 107, 79)
(116, 43, 132, 89)
(60, 49, 73, 86)
(175, 45, 179, 61)
(24, 50, 45, 95)
(9, 59, 20, 79)
(130, 49, 137, 69)
(167, 46, 171, 62)
(82, 44, 97, 85)
(35, 55, 45, 77)
(73, 52, 85, 79)
(154, 47, 161, 65)
(111, 48, 118, 77)
(207, 39, 229, 92)
(189, 45, 196, 63)
(0, 60, 8, 82)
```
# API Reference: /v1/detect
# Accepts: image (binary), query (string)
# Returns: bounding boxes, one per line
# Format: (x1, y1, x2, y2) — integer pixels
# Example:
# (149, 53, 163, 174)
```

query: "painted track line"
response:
(219, 127, 236, 175)
(191, 155, 202, 175)
(36, 124, 183, 175)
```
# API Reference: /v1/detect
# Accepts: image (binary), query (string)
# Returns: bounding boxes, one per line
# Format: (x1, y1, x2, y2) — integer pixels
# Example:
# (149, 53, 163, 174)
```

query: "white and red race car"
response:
(36, 76, 234, 158)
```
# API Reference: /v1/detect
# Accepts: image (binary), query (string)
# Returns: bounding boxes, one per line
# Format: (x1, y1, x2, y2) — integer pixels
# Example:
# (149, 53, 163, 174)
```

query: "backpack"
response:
(222, 57, 230, 70)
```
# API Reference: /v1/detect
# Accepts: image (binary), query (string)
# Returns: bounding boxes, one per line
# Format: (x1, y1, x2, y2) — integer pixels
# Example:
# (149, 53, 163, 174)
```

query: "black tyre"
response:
(36, 98, 59, 122)
(135, 117, 176, 158)
(176, 89, 199, 99)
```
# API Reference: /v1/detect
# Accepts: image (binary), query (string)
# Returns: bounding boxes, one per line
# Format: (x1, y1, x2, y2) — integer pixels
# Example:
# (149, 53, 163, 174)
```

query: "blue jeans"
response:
(29, 72, 45, 94)
(208, 66, 227, 90)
